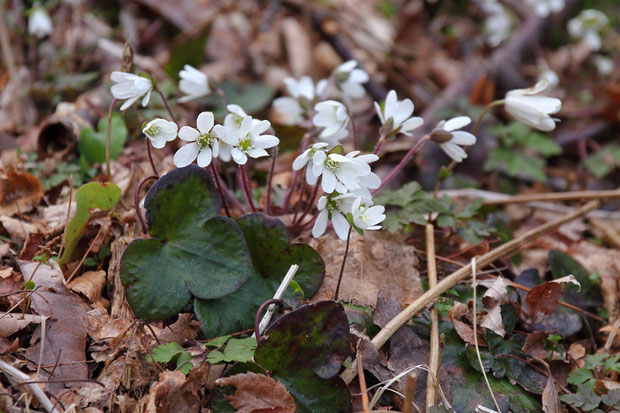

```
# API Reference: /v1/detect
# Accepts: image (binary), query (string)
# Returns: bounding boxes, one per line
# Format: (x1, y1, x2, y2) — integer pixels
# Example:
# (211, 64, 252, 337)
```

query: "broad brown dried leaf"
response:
(144, 370, 200, 413)
(0, 168, 44, 216)
(526, 275, 580, 322)
(68, 270, 108, 309)
(522, 331, 551, 360)
(216, 372, 297, 413)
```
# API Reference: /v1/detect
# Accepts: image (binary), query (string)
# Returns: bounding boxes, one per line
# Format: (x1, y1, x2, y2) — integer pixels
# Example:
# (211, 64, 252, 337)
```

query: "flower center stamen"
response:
(145, 124, 160, 136)
(198, 132, 214, 149)
(238, 135, 253, 152)
(325, 158, 339, 172)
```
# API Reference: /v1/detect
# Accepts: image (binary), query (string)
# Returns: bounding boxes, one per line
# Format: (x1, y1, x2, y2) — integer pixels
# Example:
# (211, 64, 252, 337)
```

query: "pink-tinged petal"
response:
(332, 213, 350, 240)
(312, 210, 329, 238)
(197, 148, 213, 167)
(444, 116, 471, 131)
(450, 131, 476, 146)
(179, 126, 199, 142)
(197, 112, 214, 133)
(173, 144, 199, 167)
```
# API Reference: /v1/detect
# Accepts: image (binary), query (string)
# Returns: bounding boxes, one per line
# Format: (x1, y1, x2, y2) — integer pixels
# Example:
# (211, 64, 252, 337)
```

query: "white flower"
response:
(174, 112, 224, 168)
(110, 72, 153, 111)
(143, 118, 177, 149)
(525, 0, 564, 17)
(272, 97, 304, 125)
(292, 142, 329, 185)
(284, 76, 327, 102)
(538, 69, 559, 88)
(568, 9, 609, 51)
(312, 150, 378, 194)
(28, 5, 53, 38)
(504, 79, 562, 131)
(221, 116, 279, 165)
(220, 105, 250, 161)
(313, 100, 350, 138)
(178, 65, 210, 103)
(483, 2, 512, 47)
(333, 60, 369, 100)
(352, 197, 385, 231)
(312, 193, 357, 240)
(593, 55, 614, 76)
(374, 90, 423, 136)
(345, 151, 381, 198)
(432, 117, 477, 163)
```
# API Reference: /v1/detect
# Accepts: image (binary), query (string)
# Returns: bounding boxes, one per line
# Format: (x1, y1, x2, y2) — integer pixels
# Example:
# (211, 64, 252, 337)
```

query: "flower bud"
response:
(430, 129, 454, 144)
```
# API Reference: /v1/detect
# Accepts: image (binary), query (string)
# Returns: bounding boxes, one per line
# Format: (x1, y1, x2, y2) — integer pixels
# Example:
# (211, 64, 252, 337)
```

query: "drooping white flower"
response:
(524, 0, 564, 17)
(374, 90, 423, 136)
(174, 112, 224, 168)
(311, 150, 378, 194)
(312, 193, 357, 240)
(568, 9, 609, 51)
(110, 72, 153, 111)
(28, 4, 53, 38)
(538, 69, 559, 88)
(221, 116, 279, 165)
(593, 55, 614, 76)
(351, 197, 385, 231)
(143, 118, 178, 149)
(178, 65, 210, 103)
(292, 142, 329, 185)
(432, 117, 477, 163)
(333, 60, 369, 100)
(313, 100, 350, 138)
(504, 79, 562, 131)
(482, 2, 512, 47)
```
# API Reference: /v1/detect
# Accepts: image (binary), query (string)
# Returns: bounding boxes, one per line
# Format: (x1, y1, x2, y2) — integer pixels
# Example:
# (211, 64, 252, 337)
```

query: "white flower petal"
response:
(197, 112, 214, 133)
(173, 144, 200, 167)
(179, 126, 199, 142)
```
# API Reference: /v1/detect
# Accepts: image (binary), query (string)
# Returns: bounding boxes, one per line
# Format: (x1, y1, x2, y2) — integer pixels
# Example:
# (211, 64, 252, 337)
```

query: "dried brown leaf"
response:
(216, 372, 297, 413)
(144, 370, 200, 413)
(449, 302, 486, 346)
(526, 276, 580, 322)
(68, 270, 108, 309)
(19, 260, 89, 394)
(480, 304, 505, 337)
(542, 374, 561, 413)
(0, 313, 45, 338)
(0, 168, 44, 216)
(522, 331, 551, 360)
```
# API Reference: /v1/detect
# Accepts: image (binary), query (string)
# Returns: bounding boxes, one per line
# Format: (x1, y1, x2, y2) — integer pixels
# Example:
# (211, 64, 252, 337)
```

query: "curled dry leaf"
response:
(0, 167, 44, 216)
(542, 369, 561, 413)
(144, 370, 200, 413)
(479, 277, 512, 337)
(522, 331, 552, 360)
(526, 275, 581, 323)
(0, 313, 45, 338)
(216, 372, 297, 413)
(449, 302, 486, 346)
(68, 270, 109, 310)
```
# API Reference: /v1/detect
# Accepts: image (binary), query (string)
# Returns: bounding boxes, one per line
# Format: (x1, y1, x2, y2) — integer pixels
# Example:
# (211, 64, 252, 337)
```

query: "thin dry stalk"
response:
(357, 352, 371, 413)
(472, 257, 502, 412)
(342, 200, 600, 384)
(480, 188, 620, 205)
(0, 360, 60, 413)
(424, 224, 439, 410)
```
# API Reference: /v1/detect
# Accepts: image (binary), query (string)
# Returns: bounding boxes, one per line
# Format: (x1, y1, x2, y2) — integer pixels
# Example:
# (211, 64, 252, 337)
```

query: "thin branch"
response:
(341, 200, 600, 384)
(425, 224, 439, 409)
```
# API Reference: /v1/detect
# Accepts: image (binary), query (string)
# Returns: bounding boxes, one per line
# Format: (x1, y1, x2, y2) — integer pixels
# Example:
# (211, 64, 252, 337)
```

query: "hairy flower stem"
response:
(265, 147, 277, 215)
(431, 99, 504, 198)
(372, 132, 387, 154)
(145, 139, 159, 177)
(134, 174, 158, 234)
(281, 133, 311, 212)
(295, 178, 322, 225)
(346, 106, 359, 150)
(214, 86, 229, 107)
(209, 162, 230, 217)
(292, 173, 307, 223)
(372, 135, 431, 194)
(105, 98, 117, 181)
(240, 164, 257, 212)
(155, 89, 178, 126)
(334, 227, 353, 301)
